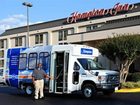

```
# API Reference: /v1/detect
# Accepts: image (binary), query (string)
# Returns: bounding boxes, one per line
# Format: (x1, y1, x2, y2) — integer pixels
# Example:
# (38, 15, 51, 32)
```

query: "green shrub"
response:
(134, 81, 140, 87)
(126, 72, 140, 82)
(121, 81, 140, 89)
(121, 82, 134, 89)
(131, 73, 140, 82)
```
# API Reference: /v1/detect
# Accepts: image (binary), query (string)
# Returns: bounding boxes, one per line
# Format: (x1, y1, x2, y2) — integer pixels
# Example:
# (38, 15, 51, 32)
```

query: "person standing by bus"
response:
(32, 63, 50, 100)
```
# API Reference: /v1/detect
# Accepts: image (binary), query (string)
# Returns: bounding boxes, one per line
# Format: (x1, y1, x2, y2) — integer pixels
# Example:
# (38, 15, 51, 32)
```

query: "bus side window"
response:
(28, 53, 37, 70)
(73, 62, 80, 85)
(39, 52, 49, 70)
(73, 62, 80, 71)
(19, 53, 27, 70)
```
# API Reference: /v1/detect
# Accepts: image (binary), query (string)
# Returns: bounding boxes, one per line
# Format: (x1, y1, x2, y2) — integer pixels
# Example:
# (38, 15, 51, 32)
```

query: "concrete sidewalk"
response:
(115, 88, 140, 93)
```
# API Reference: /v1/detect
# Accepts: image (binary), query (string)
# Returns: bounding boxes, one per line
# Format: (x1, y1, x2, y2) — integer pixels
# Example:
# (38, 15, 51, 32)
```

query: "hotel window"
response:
(35, 34, 43, 44)
(86, 25, 98, 32)
(0, 60, 4, 67)
(0, 40, 4, 48)
(58, 30, 68, 41)
(0, 50, 4, 58)
(68, 28, 74, 35)
(0, 69, 3, 76)
(59, 42, 68, 45)
(15, 37, 22, 46)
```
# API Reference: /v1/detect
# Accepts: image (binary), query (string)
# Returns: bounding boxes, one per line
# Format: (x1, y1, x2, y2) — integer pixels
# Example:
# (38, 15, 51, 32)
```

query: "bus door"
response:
(49, 51, 69, 93)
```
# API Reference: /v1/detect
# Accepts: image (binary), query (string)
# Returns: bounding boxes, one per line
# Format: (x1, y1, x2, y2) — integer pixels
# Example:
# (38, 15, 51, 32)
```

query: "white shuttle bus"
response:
(4, 44, 120, 98)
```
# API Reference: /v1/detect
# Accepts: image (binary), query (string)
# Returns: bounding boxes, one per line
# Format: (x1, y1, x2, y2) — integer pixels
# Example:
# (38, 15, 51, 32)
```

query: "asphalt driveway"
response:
(0, 85, 140, 105)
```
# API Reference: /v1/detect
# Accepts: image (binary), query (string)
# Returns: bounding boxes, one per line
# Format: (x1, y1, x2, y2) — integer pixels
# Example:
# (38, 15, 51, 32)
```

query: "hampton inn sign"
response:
(67, 3, 134, 23)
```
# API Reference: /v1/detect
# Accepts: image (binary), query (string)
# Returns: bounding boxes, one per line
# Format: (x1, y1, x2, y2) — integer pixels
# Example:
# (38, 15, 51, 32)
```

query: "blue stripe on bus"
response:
(8, 48, 27, 88)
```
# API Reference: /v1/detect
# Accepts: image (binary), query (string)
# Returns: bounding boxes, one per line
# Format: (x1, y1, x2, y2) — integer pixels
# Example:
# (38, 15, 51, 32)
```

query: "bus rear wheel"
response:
(82, 84, 96, 98)
(25, 85, 34, 95)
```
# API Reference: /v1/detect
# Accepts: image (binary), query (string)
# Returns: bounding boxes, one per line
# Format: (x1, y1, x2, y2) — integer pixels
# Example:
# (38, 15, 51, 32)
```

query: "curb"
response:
(115, 88, 140, 93)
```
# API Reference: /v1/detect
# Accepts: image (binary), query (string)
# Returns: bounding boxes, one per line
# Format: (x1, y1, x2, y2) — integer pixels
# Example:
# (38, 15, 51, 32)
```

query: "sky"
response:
(0, 0, 140, 34)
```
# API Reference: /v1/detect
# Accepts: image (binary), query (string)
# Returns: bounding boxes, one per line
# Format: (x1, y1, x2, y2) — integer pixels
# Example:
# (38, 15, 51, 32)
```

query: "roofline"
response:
(6, 17, 67, 31)
(0, 2, 140, 37)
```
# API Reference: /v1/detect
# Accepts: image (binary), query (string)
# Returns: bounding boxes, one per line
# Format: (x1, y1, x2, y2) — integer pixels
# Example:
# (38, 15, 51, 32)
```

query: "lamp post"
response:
(22, 2, 32, 47)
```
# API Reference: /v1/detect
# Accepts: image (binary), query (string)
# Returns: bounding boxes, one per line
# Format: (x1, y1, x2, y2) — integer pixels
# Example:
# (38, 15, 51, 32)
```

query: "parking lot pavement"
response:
(0, 85, 140, 105)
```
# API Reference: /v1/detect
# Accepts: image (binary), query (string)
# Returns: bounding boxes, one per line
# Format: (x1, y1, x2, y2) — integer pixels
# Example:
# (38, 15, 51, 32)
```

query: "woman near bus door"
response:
(32, 63, 51, 100)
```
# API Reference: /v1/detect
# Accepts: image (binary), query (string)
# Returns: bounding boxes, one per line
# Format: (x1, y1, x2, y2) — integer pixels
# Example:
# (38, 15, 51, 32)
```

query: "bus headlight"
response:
(98, 75, 108, 83)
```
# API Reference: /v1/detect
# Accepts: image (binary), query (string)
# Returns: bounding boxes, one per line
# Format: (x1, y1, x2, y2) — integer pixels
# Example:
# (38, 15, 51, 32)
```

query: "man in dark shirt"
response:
(32, 63, 50, 100)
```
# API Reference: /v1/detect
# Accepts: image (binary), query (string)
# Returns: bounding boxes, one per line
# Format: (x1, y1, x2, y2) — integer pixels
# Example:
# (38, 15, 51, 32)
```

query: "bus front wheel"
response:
(82, 84, 96, 98)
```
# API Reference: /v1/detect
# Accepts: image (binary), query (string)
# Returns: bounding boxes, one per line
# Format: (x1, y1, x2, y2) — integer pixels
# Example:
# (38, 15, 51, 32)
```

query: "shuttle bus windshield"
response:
(78, 58, 103, 70)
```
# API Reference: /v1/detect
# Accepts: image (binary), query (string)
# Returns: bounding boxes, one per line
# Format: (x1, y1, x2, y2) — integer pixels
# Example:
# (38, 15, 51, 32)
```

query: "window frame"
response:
(15, 37, 22, 46)
(58, 30, 63, 41)
(28, 53, 38, 70)
(77, 58, 102, 70)
(18, 53, 27, 70)
(86, 25, 98, 32)
(0, 50, 4, 58)
(35, 34, 44, 44)
(0, 40, 4, 48)
(73, 62, 80, 71)
(0, 60, 4, 67)
(0, 69, 3, 76)
(39, 52, 50, 70)
(58, 30, 68, 41)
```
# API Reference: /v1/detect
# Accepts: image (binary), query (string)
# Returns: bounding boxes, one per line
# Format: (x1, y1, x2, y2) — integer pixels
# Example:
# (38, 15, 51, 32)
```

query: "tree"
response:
(98, 34, 140, 83)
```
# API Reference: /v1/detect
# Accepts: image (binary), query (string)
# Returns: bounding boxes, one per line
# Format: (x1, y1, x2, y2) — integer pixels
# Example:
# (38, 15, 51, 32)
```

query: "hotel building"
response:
(0, 2, 140, 75)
